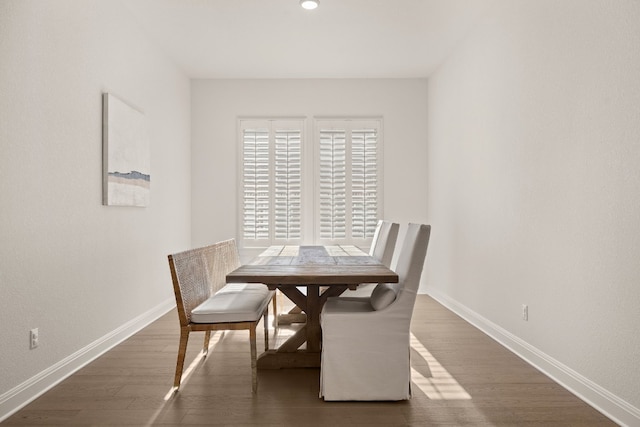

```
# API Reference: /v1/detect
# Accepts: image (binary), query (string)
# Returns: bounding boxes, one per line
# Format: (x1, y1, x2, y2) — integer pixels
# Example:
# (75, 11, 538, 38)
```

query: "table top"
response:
(226, 245, 398, 286)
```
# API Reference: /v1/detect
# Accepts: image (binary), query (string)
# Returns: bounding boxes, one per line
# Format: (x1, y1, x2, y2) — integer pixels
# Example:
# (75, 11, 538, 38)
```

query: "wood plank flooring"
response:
(2, 296, 616, 426)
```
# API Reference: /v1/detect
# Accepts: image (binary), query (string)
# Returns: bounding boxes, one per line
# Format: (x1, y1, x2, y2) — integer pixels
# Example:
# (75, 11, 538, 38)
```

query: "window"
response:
(240, 119, 303, 248)
(238, 118, 382, 249)
(316, 119, 383, 247)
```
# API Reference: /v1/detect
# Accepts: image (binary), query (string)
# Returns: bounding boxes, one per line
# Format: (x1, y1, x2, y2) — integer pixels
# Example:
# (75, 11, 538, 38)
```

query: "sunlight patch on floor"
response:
(410, 333, 471, 400)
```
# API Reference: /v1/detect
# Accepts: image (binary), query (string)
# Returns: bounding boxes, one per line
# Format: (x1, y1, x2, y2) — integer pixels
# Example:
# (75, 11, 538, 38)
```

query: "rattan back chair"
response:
(168, 239, 273, 393)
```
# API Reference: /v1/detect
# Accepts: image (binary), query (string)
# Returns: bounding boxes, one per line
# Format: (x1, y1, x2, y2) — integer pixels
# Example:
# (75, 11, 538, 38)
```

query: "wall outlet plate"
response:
(30, 328, 39, 349)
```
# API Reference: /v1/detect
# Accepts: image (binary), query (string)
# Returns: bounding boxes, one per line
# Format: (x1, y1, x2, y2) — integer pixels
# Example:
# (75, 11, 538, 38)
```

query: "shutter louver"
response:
(319, 130, 347, 240)
(351, 128, 378, 239)
(274, 130, 302, 240)
(242, 128, 270, 241)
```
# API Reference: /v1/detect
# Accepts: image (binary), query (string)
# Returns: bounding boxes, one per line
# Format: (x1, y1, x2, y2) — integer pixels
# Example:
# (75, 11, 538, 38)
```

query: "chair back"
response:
(168, 239, 241, 326)
(369, 220, 400, 268)
(388, 223, 431, 316)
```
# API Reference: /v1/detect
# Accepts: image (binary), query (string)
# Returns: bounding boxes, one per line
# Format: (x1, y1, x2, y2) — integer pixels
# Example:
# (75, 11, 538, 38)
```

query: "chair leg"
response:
(263, 307, 269, 350)
(203, 330, 212, 356)
(250, 324, 257, 393)
(174, 327, 190, 389)
(272, 293, 278, 327)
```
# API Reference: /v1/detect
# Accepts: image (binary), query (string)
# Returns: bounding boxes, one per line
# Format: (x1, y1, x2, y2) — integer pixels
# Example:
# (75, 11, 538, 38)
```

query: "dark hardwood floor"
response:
(2, 295, 616, 426)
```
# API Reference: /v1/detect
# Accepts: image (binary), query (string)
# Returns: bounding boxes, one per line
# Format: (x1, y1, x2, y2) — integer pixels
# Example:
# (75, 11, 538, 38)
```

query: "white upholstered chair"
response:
(320, 223, 431, 401)
(369, 220, 400, 268)
(342, 220, 399, 298)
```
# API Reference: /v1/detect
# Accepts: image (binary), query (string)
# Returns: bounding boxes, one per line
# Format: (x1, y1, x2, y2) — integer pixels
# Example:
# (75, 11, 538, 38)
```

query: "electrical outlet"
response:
(522, 304, 528, 321)
(30, 328, 39, 349)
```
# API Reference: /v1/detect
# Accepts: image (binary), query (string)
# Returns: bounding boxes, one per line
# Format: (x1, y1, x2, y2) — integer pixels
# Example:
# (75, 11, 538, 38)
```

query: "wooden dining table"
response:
(226, 245, 399, 369)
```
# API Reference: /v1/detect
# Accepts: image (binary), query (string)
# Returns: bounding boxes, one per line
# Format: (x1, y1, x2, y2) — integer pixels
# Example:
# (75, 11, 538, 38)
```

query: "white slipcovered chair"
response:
(370, 219, 400, 267)
(320, 223, 431, 401)
(342, 220, 399, 298)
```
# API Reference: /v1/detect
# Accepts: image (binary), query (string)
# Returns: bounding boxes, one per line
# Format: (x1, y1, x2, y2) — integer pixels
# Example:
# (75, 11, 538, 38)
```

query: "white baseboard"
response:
(0, 298, 175, 423)
(426, 289, 640, 427)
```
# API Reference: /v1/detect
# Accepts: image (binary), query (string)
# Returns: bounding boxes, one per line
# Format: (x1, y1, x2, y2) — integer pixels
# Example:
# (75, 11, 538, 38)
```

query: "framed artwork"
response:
(102, 93, 150, 207)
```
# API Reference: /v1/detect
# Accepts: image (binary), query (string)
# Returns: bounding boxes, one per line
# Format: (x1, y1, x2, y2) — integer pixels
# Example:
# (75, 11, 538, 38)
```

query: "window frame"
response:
(237, 117, 384, 251)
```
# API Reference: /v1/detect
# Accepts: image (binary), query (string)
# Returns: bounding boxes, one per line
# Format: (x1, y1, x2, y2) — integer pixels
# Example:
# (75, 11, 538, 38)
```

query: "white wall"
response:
(0, 0, 191, 415)
(191, 79, 428, 265)
(426, 0, 640, 423)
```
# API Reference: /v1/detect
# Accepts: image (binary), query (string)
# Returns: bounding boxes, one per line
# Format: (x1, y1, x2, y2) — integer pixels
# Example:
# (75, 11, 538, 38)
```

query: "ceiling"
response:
(122, 0, 495, 79)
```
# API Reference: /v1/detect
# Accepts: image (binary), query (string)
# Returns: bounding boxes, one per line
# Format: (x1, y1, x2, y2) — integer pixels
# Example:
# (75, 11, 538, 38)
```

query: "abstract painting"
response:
(102, 93, 150, 207)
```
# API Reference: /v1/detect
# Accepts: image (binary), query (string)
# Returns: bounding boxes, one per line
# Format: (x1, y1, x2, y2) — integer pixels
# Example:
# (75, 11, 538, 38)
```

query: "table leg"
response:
(305, 285, 321, 352)
(277, 301, 307, 325)
(257, 284, 349, 369)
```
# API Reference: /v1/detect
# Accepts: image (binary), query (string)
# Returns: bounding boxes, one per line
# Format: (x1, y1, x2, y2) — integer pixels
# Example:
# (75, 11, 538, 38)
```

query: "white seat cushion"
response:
(217, 282, 269, 294)
(191, 287, 273, 323)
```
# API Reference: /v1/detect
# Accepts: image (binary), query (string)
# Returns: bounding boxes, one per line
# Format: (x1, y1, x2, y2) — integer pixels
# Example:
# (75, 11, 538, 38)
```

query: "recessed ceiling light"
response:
(300, 0, 319, 10)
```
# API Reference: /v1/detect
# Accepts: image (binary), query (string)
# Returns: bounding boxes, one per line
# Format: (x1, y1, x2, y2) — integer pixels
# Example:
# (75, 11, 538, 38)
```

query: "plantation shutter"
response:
(239, 119, 304, 248)
(319, 130, 347, 239)
(351, 128, 378, 239)
(316, 119, 382, 245)
(242, 127, 270, 241)
(274, 129, 302, 240)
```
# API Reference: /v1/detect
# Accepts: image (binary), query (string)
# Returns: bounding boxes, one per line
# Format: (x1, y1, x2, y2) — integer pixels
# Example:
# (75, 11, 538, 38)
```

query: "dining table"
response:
(226, 245, 399, 369)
